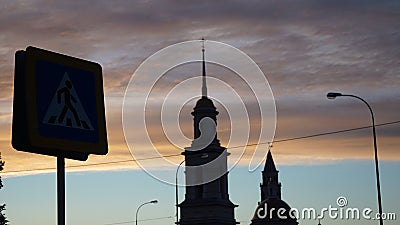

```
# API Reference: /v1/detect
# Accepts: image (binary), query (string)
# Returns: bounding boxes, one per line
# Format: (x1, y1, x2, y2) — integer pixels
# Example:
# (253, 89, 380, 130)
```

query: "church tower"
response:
(251, 150, 298, 225)
(261, 150, 282, 201)
(178, 39, 238, 225)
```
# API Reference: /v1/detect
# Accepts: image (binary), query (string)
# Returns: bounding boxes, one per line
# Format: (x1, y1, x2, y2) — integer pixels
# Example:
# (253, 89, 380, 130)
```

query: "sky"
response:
(0, 0, 399, 225)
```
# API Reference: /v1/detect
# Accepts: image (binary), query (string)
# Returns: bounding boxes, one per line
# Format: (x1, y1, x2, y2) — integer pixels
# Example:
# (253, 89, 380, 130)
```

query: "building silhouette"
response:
(178, 41, 238, 225)
(250, 150, 298, 225)
(178, 40, 298, 225)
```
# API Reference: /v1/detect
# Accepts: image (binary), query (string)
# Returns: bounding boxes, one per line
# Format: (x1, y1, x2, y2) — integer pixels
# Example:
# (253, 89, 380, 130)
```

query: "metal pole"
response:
(136, 200, 158, 225)
(349, 95, 383, 225)
(57, 157, 65, 225)
(175, 160, 185, 224)
(335, 94, 384, 225)
(372, 116, 383, 225)
(135, 203, 144, 225)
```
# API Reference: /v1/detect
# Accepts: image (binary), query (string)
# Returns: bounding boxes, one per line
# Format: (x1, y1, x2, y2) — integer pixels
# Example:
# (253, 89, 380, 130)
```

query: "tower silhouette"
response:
(261, 150, 281, 201)
(178, 39, 238, 225)
(250, 150, 298, 225)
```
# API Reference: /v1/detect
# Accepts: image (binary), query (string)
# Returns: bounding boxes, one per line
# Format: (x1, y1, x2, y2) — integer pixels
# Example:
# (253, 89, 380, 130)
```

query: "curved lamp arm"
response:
(175, 160, 185, 224)
(327, 92, 383, 225)
(135, 200, 158, 225)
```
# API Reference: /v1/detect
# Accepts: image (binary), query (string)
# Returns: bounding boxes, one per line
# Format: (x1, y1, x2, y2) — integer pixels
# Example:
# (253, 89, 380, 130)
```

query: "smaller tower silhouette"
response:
(260, 150, 282, 201)
(250, 150, 298, 225)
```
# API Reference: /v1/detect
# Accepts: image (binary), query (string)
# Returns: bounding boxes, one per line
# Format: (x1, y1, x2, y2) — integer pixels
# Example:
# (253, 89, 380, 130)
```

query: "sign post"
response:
(57, 157, 65, 225)
(12, 46, 108, 224)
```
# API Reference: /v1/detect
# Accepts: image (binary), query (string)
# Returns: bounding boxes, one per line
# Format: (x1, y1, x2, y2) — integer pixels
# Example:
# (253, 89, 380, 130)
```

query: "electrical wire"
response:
(102, 215, 173, 225)
(4, 120, 399, 174)
(4, 120, 400, 225)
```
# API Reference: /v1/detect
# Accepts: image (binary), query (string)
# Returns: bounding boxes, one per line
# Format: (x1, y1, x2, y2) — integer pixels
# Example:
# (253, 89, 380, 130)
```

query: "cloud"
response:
(0, 0, 399, 177)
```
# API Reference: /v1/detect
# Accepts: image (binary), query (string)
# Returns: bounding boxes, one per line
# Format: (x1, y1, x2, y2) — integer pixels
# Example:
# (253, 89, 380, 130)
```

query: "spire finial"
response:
(201, 38, 207, 98)
(202, 37, 205, 52)
(264, 148, 277, 172)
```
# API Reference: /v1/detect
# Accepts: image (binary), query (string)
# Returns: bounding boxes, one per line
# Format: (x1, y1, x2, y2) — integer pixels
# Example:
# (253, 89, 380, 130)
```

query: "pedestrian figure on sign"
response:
(57, 80, 81, 127)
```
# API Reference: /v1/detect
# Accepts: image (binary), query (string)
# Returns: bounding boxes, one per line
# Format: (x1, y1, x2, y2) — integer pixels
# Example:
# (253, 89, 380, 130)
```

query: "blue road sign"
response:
(12, 46, 108, 160)
(37, 62, 97, 141)
(42, 72, 95, 131)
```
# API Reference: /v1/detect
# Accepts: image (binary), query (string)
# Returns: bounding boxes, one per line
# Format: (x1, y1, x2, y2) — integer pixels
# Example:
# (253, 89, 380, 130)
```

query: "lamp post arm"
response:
(341, 94, 375, 126)
(341, 94, 383, 225)
(175, 160, 185, 224)
(136, 202, 149, 225)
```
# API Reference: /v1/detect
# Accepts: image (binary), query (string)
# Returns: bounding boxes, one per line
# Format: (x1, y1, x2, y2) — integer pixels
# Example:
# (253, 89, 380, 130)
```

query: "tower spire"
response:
(201, 38, 207, 98)
(264, 149, 277, 172)
(261, 149, 281, 201)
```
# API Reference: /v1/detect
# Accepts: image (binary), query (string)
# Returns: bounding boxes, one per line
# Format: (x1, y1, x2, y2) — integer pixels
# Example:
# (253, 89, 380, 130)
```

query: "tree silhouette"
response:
(0, 153, 8, 225)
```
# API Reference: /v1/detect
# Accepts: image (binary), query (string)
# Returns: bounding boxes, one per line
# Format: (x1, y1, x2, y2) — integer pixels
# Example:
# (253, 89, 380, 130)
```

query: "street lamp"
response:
(327, 92, 383, 225)
(175, 160, 185, 225)
(135, 199, 158, 225)
(175, 153, 208, 224)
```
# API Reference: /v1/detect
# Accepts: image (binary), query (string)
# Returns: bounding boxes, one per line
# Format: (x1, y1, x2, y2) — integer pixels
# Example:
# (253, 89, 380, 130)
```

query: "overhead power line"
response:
(102, 215, 173, 225)
(4, 154, 181, 174)
(4, 120, 400, 174)
(229, 120, 400, 149)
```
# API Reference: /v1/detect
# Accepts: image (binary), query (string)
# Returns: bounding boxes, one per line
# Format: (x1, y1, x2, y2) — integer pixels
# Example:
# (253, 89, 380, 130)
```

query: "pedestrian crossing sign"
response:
(12, 46, 108, 160)
(43, 72, 94, 130)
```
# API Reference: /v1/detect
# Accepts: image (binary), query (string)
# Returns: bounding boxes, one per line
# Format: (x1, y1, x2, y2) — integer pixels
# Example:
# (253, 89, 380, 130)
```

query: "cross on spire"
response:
(201, 38, 207, 98)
